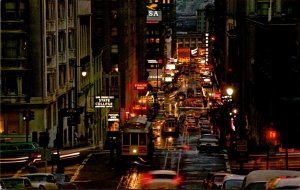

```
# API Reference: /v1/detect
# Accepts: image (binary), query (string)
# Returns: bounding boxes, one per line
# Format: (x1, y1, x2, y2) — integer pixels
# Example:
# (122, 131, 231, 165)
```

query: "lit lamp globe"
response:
(81, 70, 87, 77)
(226, 87, 234, 96)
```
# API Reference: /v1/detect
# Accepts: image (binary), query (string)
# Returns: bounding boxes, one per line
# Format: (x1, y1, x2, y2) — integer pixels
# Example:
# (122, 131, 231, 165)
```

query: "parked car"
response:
(0, 177, 36, 189)
(221, 174, 245, 190)
(203, 172, 232, 189)
(53, 174, 77, 190)
(197, 137, 219, 152)
(242, 170, 300, 190)
(201, 124, 212, 135)
(0, 142, 41, 158)
(266, 176, 300, 190)
(21, 173, 58, 189)
(139, 170, 183, 189)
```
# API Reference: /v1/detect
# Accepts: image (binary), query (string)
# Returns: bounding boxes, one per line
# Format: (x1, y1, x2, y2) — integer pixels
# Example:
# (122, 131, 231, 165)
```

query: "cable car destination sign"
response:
(95, 96, 114, 108)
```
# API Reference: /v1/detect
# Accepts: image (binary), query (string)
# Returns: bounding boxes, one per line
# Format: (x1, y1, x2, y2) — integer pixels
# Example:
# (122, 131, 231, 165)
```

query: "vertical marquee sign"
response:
(108, 112, 120, 131)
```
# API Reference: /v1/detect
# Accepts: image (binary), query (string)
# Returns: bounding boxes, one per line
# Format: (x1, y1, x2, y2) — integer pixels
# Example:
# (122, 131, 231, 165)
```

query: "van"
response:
(0, 142, 42, 157)
(242, 170, 300, 189)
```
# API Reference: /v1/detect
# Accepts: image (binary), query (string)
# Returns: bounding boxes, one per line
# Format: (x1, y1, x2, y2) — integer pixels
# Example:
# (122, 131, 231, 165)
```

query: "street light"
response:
(226, 87, 234, 96)
(71, 62, 87, 147)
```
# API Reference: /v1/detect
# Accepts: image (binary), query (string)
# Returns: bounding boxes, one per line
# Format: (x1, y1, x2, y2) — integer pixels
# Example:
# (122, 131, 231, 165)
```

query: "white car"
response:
(266, 176, 300, 190)
(221, 174, 245, 190)
(139, 170, 183, 189)
(197, 137, 219, 152)
(242, 170, 300, 190)
(22, 173, 58, 189)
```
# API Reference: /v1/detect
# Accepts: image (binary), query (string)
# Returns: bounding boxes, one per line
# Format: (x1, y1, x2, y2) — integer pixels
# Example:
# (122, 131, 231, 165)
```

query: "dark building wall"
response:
(218, 0, 300, 149)
(29, 0, 43, 98)
(239, 6, 300, 149)
(136, 0, 147, 82)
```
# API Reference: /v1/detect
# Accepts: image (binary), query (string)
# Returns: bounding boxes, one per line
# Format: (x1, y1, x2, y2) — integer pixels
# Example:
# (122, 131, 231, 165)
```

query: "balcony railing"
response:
(69, 49, 76, 59)
(46, 20, 56, 32)
(59, 52, 67, 63)
(68, 18, 75, 28)
(47, 56, 57, 68)
(58, 19, 67, 30)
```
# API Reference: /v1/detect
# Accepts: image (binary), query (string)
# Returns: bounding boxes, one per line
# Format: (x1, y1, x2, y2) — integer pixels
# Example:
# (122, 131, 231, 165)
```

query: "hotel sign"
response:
(146, 3, 162, 23)
(95, 96, 114, 108)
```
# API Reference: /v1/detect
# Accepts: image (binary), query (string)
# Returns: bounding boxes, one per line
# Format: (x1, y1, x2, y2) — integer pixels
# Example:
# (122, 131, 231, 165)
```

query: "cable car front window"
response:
(131, 133, 138, 145)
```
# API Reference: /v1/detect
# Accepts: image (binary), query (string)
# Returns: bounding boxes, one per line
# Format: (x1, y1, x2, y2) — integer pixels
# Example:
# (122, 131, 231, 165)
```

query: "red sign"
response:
(134, 83, 147, 90)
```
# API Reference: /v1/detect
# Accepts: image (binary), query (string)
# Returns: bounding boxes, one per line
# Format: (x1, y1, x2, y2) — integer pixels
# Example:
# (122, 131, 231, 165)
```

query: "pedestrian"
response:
(74, 131, 78, 146)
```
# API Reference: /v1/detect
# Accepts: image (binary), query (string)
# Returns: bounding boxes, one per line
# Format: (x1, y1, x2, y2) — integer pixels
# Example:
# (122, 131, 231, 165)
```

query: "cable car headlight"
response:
(132, 148, 138, 154)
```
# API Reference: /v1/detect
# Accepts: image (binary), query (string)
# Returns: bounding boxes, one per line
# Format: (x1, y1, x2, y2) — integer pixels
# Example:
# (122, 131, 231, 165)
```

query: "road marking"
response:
(71, 153, 93, 182)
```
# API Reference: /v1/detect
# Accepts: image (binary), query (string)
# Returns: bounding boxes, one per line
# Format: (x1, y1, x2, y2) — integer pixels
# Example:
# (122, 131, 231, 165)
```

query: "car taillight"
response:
(141, 173, 153, 184)
(174, 175, 183, 184)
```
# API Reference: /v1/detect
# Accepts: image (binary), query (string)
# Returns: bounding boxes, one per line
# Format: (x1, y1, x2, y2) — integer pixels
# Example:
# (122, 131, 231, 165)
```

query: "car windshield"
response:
(214, 175, 226, 183)
(152, 174, 176, 179)
(25, 175, 47, 182)
(224, 180, 244, 189)
(246, 182, 266, 190)
(2, 179, 24, 189)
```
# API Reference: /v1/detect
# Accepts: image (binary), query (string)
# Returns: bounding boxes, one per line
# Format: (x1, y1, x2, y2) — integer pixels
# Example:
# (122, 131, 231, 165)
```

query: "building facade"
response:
(0, 0, 95, 148)
(214, 0, 300, 150)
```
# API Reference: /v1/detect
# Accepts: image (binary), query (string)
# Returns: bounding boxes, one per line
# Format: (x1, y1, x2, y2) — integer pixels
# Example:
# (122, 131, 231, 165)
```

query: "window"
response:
(68, 30, 75, 49)
(111, 44, 118, 53)
(131, 133, 138, 145)
(123, 134, 130, 145)
(59, 65, 66, 87)
(8, 112, 19, 134)
(111, 27, 118, 36)
(68, 1, 73, 18)
(46, 35, 55, 57)
(0, 112, 4, 134)
(139, 134, 146, 145)
(3, 38, 18, 58)
(58, 0, 65, 19)
(46, 0, 55, 20)
(257, 2, 269, 16)
(111, 76, 118, 87)
(3, 1, 17, 19)
(58, 32, 65, 52)
(19, 1, 26, 19)
(47, 74, 55, 94)
(1, 75, 17, 96)
(111, 10, 118, 19)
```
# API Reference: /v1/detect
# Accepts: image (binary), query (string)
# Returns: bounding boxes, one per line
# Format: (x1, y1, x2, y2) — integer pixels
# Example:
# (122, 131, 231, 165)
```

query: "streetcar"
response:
(162, 115, 179, 137)
(119, 116, 154, 159)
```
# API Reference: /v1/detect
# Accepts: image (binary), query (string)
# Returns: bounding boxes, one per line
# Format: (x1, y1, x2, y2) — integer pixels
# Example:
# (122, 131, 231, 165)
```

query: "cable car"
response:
(120, 117, 154, 160)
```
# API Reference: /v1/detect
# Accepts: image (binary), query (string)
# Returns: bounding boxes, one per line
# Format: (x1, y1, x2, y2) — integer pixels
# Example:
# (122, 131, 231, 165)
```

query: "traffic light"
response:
(22, 110, 27, 121)
(29, 111, 35, 120)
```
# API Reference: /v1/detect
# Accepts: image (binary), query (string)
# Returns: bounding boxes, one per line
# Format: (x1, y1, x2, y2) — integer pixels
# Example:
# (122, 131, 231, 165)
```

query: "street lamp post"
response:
(72, 63, 87, 147)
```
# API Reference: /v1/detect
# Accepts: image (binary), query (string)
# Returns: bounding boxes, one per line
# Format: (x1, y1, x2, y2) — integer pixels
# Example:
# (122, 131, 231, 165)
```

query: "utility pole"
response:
(22, 110, 35, 142)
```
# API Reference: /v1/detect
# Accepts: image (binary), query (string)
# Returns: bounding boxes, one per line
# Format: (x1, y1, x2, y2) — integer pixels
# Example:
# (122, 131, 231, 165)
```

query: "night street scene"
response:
(1, 0, 300, 189)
